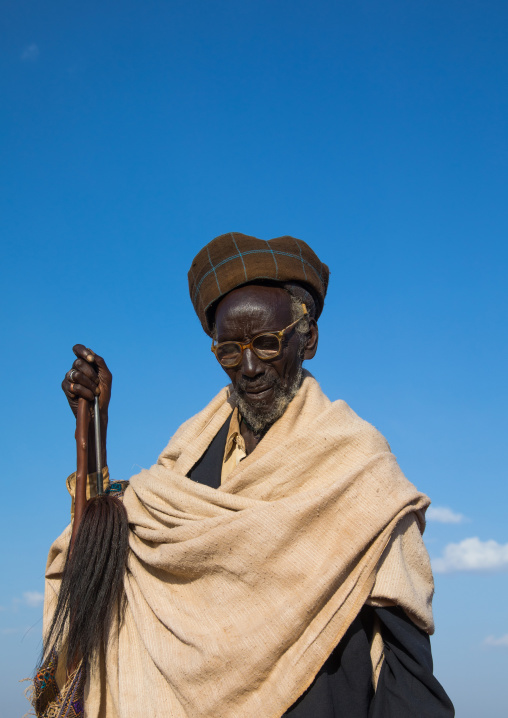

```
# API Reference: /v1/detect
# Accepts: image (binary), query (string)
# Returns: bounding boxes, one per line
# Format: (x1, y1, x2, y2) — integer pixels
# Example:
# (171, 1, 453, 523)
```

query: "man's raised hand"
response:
(62, 344, 112, 471)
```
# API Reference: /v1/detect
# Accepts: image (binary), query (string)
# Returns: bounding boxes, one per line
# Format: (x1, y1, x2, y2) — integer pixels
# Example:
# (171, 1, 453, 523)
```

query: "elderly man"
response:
(37, 233, 453, 718)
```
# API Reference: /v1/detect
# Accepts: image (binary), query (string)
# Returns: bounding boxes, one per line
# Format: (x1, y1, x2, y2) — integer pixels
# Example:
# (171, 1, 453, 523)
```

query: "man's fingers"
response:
(72, 345, 111, 376)
(72, 358, 99, 384)
(91, 351, 111, 376)
(64, 346, 110, 419)
(63, 377, 96, 402)
(62, 377, 76, 399)
(66, 369, 99, 394)
(73, 344, 96, 363)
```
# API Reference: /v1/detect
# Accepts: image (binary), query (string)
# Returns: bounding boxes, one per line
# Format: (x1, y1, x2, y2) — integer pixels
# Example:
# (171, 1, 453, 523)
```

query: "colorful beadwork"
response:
(32, 650, 85, 717)
(106, 480, 129, 497)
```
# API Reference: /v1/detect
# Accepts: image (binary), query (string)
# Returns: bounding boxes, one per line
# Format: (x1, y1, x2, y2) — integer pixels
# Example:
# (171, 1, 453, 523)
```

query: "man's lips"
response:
(239, 385, 274, 400)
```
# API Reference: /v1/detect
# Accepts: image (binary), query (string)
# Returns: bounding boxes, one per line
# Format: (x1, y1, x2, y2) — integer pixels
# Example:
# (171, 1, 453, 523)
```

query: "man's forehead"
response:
(215, 286, 292, 333)
(218, 285, 291, 311)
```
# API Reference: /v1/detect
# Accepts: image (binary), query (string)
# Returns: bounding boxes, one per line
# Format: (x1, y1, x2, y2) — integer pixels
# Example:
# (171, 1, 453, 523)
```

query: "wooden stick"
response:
(70, 398, 90, 555)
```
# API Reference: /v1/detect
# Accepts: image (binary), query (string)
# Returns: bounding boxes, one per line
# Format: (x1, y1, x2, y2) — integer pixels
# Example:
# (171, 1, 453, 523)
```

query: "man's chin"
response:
(240, 386, 275, 406)
(235, 366, 304, 435)
(236, 392, 292, 435)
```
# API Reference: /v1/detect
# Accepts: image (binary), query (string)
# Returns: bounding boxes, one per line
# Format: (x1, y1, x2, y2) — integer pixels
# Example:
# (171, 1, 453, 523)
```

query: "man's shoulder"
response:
(302, 374, 392, 455)
(157, 385, 234, 468)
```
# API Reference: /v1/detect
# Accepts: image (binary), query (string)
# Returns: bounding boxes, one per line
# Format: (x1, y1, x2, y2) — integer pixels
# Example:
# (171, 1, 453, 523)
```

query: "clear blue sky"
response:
(1, 1, 507, 715)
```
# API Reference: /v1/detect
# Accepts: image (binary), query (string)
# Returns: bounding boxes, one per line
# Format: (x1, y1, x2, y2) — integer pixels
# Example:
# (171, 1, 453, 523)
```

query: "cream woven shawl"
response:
(44, 373, 434, 718)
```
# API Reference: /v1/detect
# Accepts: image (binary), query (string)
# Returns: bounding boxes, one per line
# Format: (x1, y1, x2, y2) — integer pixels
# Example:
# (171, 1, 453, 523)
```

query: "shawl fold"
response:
(44, 373, 434, 718)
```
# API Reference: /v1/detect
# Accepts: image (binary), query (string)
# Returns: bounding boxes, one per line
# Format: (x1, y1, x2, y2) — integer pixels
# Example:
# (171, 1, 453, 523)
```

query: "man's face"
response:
(214, 285, 316, 433)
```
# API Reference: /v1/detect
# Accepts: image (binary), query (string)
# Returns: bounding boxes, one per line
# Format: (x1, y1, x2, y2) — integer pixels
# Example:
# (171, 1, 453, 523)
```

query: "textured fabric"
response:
(187, 428, 386, 717)
(187, 414, 450, 717)
(43, 373, 434, 718)
(188, 232, 330, 335)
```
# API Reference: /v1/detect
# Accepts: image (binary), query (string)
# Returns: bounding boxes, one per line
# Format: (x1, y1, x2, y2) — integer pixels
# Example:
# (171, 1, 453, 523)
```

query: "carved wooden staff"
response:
(69, 398, 89, 554)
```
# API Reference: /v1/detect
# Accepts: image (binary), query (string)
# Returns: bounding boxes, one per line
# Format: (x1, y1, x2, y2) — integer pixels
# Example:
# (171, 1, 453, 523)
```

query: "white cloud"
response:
(427, 506, 466, 524)
(432, 537, 508, 573)
(484, 634, 508, 648)
(23, 591, 44, 607)
(21, 44, 39, 61)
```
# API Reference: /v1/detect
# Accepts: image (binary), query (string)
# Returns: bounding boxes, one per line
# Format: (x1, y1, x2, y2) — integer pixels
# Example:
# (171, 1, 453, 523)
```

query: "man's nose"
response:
(241, 348, 265, 378)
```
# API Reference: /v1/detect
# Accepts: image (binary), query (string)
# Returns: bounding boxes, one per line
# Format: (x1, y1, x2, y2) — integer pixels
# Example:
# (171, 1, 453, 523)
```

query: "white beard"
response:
(235, 365, 303, 436)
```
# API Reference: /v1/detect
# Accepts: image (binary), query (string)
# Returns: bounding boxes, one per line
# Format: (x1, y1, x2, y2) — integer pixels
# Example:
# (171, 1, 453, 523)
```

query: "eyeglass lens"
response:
(216, 334, 281, 367)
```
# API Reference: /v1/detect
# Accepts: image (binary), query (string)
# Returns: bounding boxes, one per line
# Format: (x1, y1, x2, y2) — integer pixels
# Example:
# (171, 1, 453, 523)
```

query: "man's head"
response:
(188, 232, 328, 433)
(213, 284, 318, 434)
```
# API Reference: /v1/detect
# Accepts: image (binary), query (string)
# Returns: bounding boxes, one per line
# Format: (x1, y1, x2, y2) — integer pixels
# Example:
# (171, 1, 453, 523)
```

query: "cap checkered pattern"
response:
(188, 232, 329, 335)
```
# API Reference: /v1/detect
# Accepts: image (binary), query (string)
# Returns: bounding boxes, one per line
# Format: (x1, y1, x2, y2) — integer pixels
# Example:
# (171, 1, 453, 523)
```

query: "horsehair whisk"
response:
(38, 376, 129, 677)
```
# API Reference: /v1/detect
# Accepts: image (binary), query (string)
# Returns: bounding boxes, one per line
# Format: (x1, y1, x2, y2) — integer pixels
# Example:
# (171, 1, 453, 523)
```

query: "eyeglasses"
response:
(211, 304, 308, 368)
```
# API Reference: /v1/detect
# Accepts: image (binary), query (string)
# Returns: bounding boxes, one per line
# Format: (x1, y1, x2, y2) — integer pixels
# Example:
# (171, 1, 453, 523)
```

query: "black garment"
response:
(370, 607, 455, 717)
(188, 420, 454, 718)
(188, 415, 230, 489)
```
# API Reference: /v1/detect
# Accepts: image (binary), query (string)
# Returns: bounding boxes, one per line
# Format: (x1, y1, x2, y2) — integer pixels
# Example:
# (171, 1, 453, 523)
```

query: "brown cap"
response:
(188, 232, 329, 335)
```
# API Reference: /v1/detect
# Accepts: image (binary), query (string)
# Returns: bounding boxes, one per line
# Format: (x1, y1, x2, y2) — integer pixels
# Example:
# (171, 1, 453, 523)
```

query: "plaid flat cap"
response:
(188, 232, 329, 335)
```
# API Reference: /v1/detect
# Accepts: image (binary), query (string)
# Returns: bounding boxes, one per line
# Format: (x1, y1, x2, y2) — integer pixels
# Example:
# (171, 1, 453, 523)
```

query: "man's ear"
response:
(303, 319, 318, 360)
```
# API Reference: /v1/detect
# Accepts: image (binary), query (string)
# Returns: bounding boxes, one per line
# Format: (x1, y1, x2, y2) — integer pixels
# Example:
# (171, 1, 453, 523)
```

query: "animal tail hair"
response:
(39, 494, 129, 673)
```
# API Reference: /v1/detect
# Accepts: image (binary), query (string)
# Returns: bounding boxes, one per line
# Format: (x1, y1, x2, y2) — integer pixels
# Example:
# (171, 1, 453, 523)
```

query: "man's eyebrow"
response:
(216, 324, 290, 344)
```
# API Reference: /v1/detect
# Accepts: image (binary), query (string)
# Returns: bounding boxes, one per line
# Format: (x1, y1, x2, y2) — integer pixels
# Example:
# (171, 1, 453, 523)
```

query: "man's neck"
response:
(239, 416, 264, 455)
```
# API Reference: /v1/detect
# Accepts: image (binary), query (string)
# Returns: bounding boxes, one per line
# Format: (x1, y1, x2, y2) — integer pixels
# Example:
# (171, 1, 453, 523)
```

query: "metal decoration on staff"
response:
(94, 395, 104, 495)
